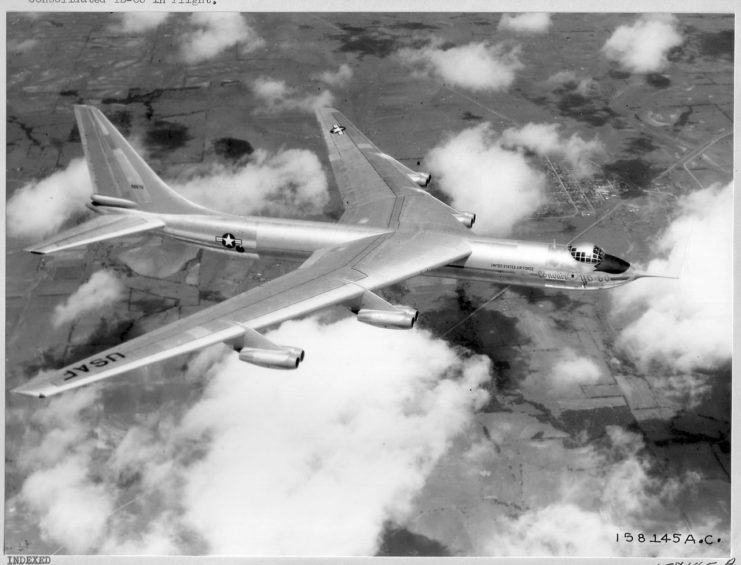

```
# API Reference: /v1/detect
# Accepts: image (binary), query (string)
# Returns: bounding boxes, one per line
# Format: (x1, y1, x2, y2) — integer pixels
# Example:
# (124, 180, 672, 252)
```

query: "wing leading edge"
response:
(13, 231, 471, 398)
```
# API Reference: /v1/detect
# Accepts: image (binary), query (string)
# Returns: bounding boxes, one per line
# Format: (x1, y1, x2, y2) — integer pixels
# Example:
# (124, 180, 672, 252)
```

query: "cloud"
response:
(8, 38, 39, 52)
(251, 77, 335, 113)
(500, 122, 604, 177)
(7, 158, 93, 240)
(14, 317, 490, 554)
(52, 270, 126, 327)
(602, 14, 683, 73)
(22, 455, 116, 553)
(611, 182, 732, 374)
(177, 319, 490, 554)
(398, 39, 523, 92)
(15, 389, 116, 554)
(110, 12, 171, 33)
(180, 13, 265, 64)
(547, 70, 598, 96)
(498, 13, 552, 34)
(480, 425, 718, 557)
(522, 348, 602, 396)
(172, 148, 330, 217)
(425, 123, 546, 235)
(317, 63, 354, 87)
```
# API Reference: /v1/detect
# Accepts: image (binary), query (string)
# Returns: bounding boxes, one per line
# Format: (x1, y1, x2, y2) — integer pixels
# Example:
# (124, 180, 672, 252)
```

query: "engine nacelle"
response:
(356, 308, 418, 329)
(408, 171, 432, 187)
(238, 347, 304, 369)
(453, 211, 476, 228)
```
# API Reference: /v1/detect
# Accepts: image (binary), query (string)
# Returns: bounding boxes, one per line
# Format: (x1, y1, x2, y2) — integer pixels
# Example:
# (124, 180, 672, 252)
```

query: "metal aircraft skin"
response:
(13, 106, 648, 398)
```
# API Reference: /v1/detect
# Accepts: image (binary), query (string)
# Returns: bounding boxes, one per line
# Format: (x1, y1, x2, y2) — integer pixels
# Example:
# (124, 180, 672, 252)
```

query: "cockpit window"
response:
(568, 244, 605, 264)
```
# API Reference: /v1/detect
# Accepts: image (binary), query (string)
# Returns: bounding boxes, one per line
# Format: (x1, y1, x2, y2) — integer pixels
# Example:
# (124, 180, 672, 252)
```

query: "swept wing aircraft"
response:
(13, 106, 647, 398)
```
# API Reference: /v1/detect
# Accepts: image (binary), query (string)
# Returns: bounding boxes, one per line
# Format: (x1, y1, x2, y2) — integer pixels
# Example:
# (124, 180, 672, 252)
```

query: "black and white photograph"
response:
(4, 3, 735, 560)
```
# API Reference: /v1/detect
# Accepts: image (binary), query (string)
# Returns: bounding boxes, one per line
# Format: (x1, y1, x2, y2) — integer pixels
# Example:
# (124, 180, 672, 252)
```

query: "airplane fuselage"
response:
(101, 207, 637, 291)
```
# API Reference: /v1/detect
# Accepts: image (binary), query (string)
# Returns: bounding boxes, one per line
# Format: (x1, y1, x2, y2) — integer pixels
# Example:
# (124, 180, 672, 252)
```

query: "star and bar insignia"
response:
(216, 233, 242, 248)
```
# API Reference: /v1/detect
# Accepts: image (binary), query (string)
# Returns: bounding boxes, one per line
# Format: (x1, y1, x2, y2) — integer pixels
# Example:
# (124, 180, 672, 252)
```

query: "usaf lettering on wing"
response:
(63, 352, 126, 381)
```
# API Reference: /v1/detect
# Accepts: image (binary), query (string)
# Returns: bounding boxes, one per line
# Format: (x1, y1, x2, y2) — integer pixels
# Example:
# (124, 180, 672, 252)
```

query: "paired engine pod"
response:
(453, 211, 476, 228)
(356, 308, 418, 329)
(238, 347, 305, 369)
(408, 171, 432, 187)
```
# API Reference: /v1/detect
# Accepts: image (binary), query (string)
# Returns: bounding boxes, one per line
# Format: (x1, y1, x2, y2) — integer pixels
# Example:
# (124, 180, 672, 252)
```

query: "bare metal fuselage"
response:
(104, 207, 636, 291)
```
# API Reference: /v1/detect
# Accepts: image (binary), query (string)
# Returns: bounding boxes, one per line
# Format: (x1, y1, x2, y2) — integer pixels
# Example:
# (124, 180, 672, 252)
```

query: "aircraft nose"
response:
(595, 253, 631, 274)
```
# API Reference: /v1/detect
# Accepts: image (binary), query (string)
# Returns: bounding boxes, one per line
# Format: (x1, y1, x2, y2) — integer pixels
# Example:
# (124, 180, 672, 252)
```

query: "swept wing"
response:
(14, 231, 470, 397)
(316, 107, 466, 232)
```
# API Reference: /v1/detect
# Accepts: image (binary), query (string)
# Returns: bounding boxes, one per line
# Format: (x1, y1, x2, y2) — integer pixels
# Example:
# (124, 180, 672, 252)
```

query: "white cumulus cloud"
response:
(522, 348, 602, 396)
(547, 70, 598, 97)
(7, 158, 93, 240)
(602, 14, 683, 73)
(177, 318, 490, 554)
(500, 122, 604, 177)
(22, 455, 116, 553)
(111, 12, 171, 33)
(612, 182, 732, 373)
(13, 317, 491, 555)
(398, 39, 523, 92)
(172, 148, 330, 217)
(317, 63, 354, 87)
(15, 389, 116, 554)
(251, 77, 335, 113)
(498, 13, 552, 34)
(481, 425, 717, 557)
(9, 38, 39, 52)
(53, 270, 126, 327)
(425, 123, 547, 235)
(180, 13, 265, 64)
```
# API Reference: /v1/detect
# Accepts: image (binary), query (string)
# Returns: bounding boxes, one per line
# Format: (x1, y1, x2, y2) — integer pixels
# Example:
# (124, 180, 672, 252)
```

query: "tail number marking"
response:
(63, 352, 126, 381)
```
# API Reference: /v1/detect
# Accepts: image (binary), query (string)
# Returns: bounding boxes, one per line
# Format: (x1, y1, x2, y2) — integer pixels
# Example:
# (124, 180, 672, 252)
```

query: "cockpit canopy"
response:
(568, 242, 605, 264)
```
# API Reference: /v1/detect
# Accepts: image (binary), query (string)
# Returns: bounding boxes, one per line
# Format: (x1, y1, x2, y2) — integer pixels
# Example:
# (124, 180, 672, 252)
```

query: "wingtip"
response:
(11, 384, 48, 399)
(11, 370, 59, 399)
(24, 246, 48, 255)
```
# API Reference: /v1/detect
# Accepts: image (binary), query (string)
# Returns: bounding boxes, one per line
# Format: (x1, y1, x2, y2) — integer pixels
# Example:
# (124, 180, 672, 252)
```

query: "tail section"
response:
(26, 106, 210, 255)
(74, 105, 206, 214)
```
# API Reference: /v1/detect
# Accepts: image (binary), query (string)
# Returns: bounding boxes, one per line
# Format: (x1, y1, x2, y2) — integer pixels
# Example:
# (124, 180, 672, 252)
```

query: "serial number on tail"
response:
(63, 352, 126, 381)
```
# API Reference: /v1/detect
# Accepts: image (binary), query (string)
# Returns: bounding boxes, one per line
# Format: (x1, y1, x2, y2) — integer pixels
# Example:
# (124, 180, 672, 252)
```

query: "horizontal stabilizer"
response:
(26, 214, 165, 254)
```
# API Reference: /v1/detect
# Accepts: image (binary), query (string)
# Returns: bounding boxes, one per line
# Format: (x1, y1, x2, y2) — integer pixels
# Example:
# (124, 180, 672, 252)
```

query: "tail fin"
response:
(74, 105, 205, 214)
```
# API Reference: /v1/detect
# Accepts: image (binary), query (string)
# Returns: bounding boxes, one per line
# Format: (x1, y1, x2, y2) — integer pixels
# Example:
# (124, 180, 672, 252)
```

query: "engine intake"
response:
(408, 171, 432, 187)
(453, 211, 476, 228)
(238, 346, 305, 369)
(356, 308, 418, 329)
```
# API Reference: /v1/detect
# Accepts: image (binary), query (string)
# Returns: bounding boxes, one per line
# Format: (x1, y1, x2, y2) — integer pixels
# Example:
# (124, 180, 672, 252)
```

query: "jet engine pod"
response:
(356, 308, 418, 329)
(453, 211, 476, 228)
(238, 347, 304, 369)
(408, 171, 432, 187)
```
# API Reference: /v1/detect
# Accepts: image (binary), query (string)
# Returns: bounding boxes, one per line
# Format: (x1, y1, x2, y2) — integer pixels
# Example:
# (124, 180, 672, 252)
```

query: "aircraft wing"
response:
(13, 230, 471, 398)
(316, 107, 467, 232)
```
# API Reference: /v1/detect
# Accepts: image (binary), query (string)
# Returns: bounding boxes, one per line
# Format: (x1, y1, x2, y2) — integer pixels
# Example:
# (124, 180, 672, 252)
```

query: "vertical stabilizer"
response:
(74, 105, 206, 214)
